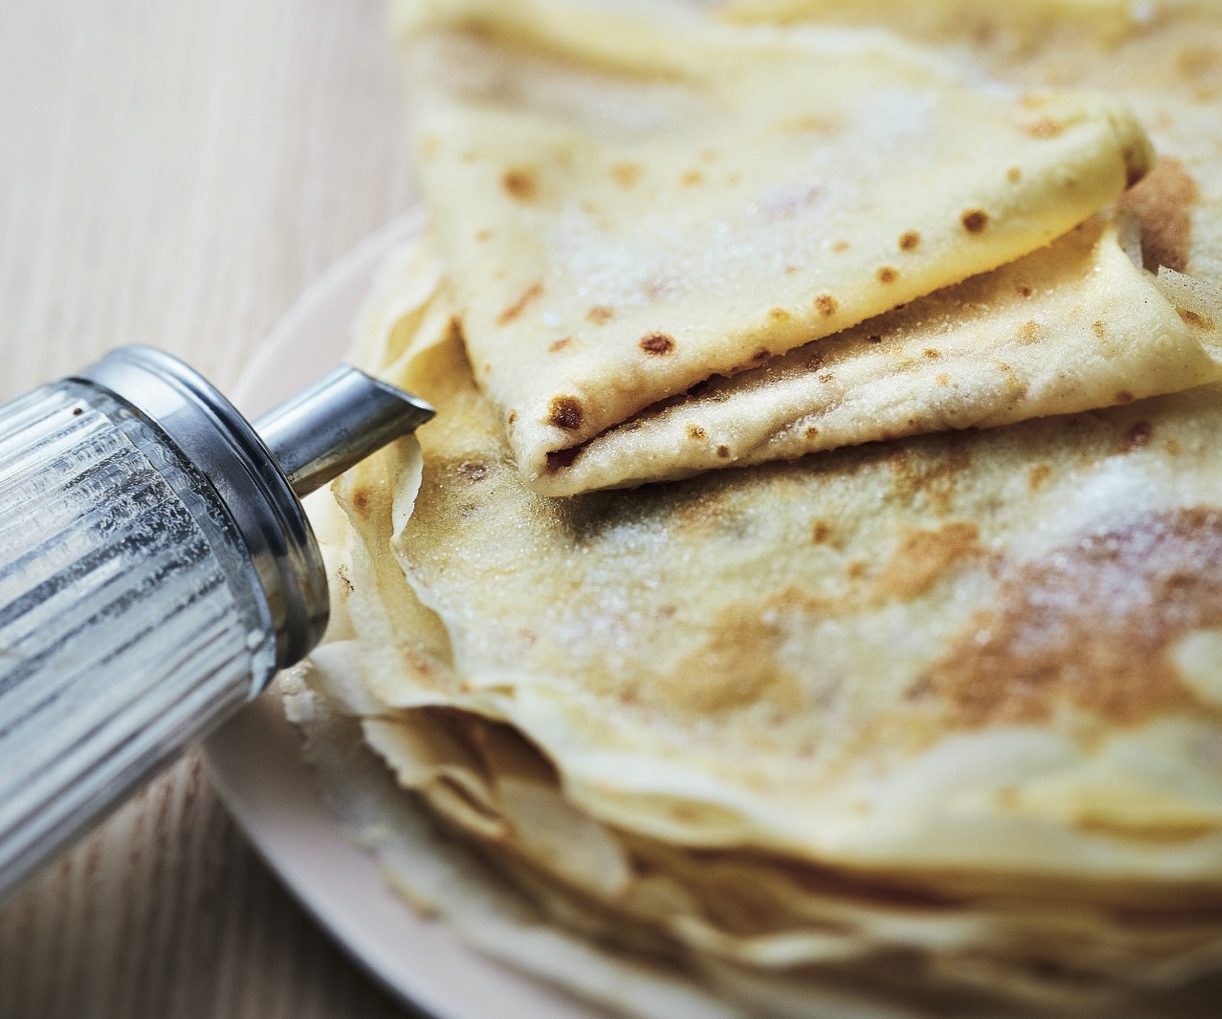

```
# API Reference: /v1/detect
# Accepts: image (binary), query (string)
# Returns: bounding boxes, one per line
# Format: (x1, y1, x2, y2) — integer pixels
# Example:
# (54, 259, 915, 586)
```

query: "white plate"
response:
(202, 212, 603, 1019)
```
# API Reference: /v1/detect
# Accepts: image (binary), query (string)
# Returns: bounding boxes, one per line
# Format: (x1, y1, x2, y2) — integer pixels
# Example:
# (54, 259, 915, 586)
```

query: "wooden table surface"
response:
(0, 2, 420, 1015)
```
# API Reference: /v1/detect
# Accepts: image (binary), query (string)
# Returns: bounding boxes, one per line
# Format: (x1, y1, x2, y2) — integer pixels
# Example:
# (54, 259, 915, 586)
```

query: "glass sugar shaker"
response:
(0, 345, 432, 898)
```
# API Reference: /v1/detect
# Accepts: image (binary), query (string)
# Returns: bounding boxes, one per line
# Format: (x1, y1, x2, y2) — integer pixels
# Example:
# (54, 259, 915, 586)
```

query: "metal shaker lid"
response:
(73, 346, 433, 670)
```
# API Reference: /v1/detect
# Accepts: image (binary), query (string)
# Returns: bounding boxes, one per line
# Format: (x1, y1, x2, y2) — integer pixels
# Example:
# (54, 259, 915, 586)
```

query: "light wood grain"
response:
(0, 1, 421, 1015)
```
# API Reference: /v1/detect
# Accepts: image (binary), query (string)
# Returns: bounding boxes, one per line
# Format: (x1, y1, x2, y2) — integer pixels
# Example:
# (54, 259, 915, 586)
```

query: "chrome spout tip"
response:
(254, 366, 434, 497)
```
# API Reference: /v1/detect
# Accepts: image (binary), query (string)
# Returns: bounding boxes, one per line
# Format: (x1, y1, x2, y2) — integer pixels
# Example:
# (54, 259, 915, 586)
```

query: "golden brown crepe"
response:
(343, 274, 1222, 882)
(395, 0, 1182, 494)
(303, 259, 1222, 1012)
(723, 0, 1222, 288)
(530, 219, 1222, 493)
(292, 2, 1222, 1015)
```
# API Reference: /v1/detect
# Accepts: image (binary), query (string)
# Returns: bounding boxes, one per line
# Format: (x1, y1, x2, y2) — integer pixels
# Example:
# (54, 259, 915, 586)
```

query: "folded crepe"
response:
(722, 0, 1222, 286)
(392, 0, 1210, 495)
(290, 3, 1222, 1016)
(344, 283, 1222, 880)
(523, 221, 1222, 492)
(301, 240, 1222, 1013)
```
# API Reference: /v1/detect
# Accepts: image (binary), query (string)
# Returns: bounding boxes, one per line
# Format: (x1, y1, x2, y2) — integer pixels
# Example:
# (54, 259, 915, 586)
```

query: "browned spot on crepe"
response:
(961, 209, 989, 233)
(548, 396, 583, 431)
(782, 113, 843, 135)
(502, 166, 538, 202)
(1025, 118, 1064, 139)
(610, 162, 641, 187)
(1018, 320, 1042, 344)
(871, 522, 983, 603)
(886, 443, 974, 514)
(1177, 44, 1222, 93)
(814, 295, 838, 317)
(497, 282, 543, 326)
(652, 610, 804, 715)
(639, 332, 675, 355)
(1116, 157, 1198, 273)
(917, 508, 1222, 728)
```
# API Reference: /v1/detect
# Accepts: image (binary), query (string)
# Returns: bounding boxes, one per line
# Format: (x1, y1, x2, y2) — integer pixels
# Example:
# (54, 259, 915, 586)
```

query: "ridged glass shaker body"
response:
(0, 379, 276, 894)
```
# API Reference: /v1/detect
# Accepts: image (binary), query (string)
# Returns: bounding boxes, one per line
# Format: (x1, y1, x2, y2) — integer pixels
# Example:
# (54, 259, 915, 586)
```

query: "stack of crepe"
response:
(288, 0, 1222, 1015)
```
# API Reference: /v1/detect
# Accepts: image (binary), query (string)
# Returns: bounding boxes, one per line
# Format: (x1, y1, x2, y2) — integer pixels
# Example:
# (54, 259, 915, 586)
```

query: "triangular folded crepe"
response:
(537, 218, 1222, 492)
(724, 0, 1222, 288)
(304, 254, 1222, 1009)
(395, 0, 1160, 493)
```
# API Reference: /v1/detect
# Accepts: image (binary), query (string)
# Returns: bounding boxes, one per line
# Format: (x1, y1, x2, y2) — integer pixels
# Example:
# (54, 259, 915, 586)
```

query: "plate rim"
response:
(202, 211, 606, 1019)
